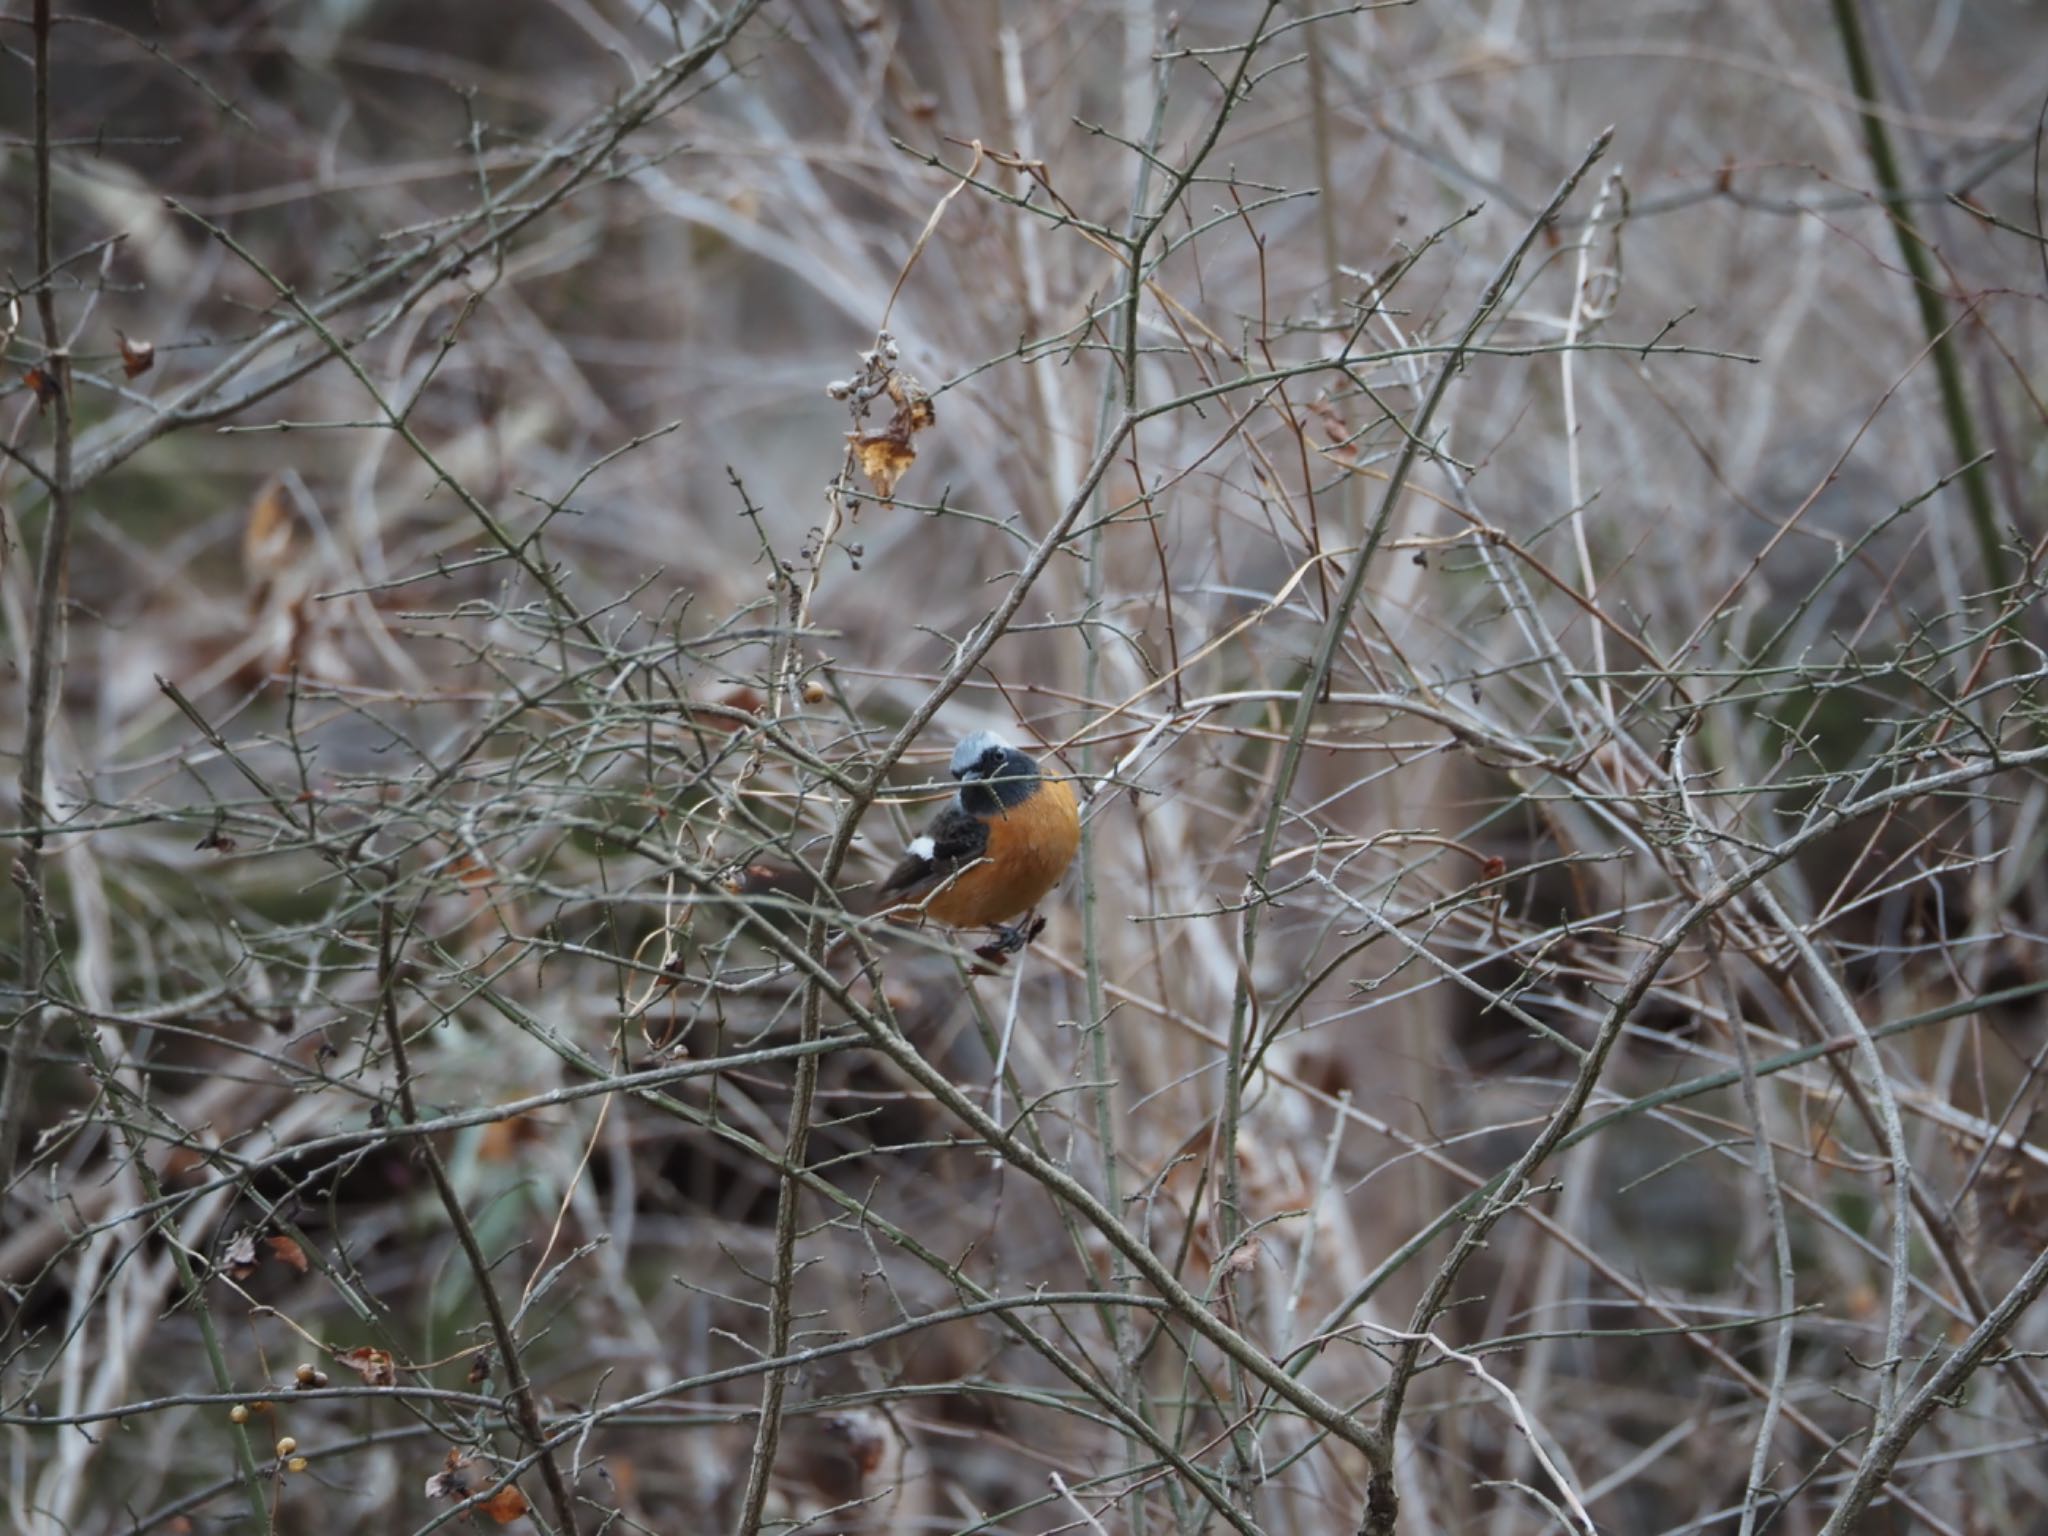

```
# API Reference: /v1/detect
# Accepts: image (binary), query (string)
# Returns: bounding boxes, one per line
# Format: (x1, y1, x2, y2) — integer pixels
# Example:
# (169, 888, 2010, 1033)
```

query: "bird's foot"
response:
(973, 912, 1046, 965)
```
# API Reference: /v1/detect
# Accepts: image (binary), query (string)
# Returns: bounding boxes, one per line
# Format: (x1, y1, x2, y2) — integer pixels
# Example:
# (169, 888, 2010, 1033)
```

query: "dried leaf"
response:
(425, 1448, 473, 1502)
(1215, 1234, 1264, 1281)
(161, 1145, 207, 1184)
(337, 1345, 398, 1386)
(264, 1235, 309, 1273)
(885, 373, 934, 429)
(852, 432, 917, 499)
(427, 1448, 527, 1524)
(479, 1112, 545, 1163)
(117, 332, 155, 378)
(242, 478, 296, 586)
(480, 1485, 530, 1524)
(23, 366, 57, 407)
(687, 685, 763, 735)
(222, 1231, 261, 1281)
(834, 347, 935, 502)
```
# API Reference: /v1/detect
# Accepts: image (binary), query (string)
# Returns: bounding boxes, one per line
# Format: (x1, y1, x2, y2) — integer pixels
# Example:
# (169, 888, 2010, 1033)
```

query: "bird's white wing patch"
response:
(908, 836, 936, 861)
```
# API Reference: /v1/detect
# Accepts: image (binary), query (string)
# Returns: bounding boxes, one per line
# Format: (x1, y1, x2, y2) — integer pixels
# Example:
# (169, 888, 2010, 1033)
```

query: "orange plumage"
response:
(920, 771, 1079, 930)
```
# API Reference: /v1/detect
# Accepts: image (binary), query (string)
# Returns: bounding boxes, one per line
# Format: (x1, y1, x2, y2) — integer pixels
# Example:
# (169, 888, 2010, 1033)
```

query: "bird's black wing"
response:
(876, 804, 988, 902)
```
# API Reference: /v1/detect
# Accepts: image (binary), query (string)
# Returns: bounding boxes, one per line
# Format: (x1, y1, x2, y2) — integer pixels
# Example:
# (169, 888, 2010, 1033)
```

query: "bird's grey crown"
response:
(950, 731, 1039, 814)
(950, 730, 1012, 779)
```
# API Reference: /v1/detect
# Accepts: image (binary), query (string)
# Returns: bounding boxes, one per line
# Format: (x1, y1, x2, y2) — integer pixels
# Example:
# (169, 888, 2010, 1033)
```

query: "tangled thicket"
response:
(6, 3, 2048, 1534)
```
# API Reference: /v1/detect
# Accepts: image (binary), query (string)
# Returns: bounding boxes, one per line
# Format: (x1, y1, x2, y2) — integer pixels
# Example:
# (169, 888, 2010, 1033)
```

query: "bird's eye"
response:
(979, 748, 1005, 776)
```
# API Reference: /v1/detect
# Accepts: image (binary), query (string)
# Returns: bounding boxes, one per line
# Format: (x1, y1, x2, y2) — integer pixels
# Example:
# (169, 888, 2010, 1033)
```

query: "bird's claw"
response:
(973, 912, 1046, 965)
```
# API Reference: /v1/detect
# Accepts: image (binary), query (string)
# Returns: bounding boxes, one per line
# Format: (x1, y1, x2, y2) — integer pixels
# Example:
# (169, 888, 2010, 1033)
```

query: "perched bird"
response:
(731, 730, 1080, 958)
(872, 730, 1081, 954)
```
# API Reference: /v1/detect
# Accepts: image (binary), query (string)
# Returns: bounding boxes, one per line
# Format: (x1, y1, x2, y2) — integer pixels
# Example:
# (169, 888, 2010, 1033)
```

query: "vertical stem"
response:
(1303, 13, 1342, 297)
(1156, 9, 1281, 1508)
(1828, 0, 2006, 587)
(1719, 963, 1795, 1536)
(3, 0, 78, 1197)
(1079, 9, 1170, 1527)
(377, 884, 583, 1536)
(732, 949, 824, 1536)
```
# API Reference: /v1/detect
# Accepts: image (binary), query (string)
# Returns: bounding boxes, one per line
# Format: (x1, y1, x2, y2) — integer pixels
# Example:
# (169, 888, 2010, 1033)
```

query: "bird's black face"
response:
(954, 741, 1038, 814)
(958, 744, 1008, 783)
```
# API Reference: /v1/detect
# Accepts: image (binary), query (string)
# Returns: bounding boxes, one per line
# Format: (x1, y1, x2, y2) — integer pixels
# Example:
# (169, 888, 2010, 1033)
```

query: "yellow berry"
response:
(275, 1436, 297, 1458)
(287, 1457, 308, 1474)
(229, 1405, 249, 1424)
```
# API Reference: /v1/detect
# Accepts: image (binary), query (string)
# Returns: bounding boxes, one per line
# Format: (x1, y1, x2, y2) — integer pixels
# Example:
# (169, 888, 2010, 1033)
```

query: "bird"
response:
(729, 729, 1080, 959)
(871, 730, 1080, 956)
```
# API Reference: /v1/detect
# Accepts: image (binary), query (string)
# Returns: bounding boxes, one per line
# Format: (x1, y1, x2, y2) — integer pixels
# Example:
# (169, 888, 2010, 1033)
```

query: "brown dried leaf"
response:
(243, 478, 296, 587)
(837, 358, 934, 501)
(480, 1485, 530, 1525)
(852, 432, 917, 499)
(885, 372, 935, 431)
(264, 1235, 309, 1273)
(161, 1145, 207, 1185)
(337, 1345, 398, 1386)
(222, 1230, 261, 1281)
(478, 1112, 545, 1163)
(680, 684, 764, 735)
(1215, 1234, 1264, 1282)
(23, 366, 57, 407)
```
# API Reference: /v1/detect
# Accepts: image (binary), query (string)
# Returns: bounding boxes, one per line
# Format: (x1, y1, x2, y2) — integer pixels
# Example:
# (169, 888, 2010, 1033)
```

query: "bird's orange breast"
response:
(924, 775, 1080, 929)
